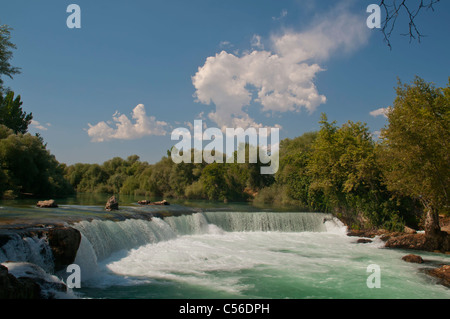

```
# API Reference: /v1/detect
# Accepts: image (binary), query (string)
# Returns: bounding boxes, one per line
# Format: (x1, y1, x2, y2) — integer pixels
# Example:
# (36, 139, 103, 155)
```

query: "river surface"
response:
(0, 194, 449, 299)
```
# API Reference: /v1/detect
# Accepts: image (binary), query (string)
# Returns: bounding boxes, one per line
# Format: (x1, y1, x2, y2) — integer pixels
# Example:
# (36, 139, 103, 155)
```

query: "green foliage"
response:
(0, 24, 21, 93)
(380, 77, 450, 216)
(0, 125, 73, 198)
(0, 91, 32, 134)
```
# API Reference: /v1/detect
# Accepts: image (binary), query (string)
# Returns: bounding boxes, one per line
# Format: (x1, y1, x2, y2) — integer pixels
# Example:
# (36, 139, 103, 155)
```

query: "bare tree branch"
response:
(379, 0, 441, 49)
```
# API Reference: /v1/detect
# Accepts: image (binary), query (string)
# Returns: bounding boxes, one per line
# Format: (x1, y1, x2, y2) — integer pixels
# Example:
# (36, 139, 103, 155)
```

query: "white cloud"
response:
(192, 8, 368, 130)
(370, 107, 389, 118)
(272, 9, 288, 21)
(219, 41, 233, 49)
(251, 34, 264, 50)
(31, 120, 49, 131)
(87, 104, 168, 142)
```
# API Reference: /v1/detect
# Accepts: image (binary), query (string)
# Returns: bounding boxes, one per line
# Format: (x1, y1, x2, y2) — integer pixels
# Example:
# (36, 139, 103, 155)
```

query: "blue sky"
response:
(1, 0, 449, 165)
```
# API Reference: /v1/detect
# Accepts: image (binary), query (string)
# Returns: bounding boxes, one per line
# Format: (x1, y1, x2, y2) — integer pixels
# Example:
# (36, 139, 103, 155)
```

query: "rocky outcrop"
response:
(36, 200, 58, 208)
(385, 232, 449, 253)
(0, 264, 41, 299)
(47, 227, 82, 271)
(1, 262, 68, 299)
(105, 196, 119, 211)
(401, 254, 424, 263)
(425, 265, 450, 288)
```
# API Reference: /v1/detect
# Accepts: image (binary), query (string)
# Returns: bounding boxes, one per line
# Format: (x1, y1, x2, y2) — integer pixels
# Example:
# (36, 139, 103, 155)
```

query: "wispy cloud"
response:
(250, 34, 264, 50)
(192, 7, 369, 130)
(87, 104, 168, 142)
(370, 107, 389, 118)
(31, 120, 50, 131)
(272, 9, 288, 21)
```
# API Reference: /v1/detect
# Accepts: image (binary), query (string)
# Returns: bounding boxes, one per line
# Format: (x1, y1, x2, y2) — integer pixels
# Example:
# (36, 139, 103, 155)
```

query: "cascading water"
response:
(0, 233, 54, 273)
(1, 211, 448, 299)
(72, 212, 339, 268)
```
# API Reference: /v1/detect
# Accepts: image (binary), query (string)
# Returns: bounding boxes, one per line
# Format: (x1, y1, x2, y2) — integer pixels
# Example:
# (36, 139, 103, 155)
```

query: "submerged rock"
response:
(356, 238, 372, 244)
(402, 254, 424, 263)
(105, 196, 119, 211)
(36, 200, 58, 208)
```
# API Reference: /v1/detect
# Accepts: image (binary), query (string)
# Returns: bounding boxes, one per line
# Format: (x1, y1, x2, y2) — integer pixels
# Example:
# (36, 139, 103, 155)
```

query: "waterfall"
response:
(1, 211, 346, 287)
(0, 233, 54, 273)
(72, 212, 340, 270)
(203, 212, 333, 233)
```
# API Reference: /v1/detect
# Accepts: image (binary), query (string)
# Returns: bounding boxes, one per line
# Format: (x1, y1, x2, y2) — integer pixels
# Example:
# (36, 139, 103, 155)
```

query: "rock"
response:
(401, 254, 424, 263)
(138, 199, 170, 206)
(0, 264, 41, 299)
(385, 233, 428, 250)
(356, 238, 372, 244)
(347, 229, 388, 238)
(152, 200, 170, 206)
(384, 231, 449, 252)
(426, 265, 450, 288)
(2, 262, 67, 299)
(404, 226, 417, 234)
(36, 200, 58, 208)
(105, 196, 119, 211)
(47, 227, 82, 271)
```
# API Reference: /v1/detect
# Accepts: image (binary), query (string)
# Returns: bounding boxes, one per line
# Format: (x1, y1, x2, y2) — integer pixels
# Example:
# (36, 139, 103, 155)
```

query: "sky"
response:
(0, 0, 449, 165)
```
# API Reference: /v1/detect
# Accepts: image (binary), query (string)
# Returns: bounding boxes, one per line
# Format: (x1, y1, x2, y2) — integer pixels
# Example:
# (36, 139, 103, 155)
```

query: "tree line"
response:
(0, 21, 447, 235)
(62, 77, 449, 234)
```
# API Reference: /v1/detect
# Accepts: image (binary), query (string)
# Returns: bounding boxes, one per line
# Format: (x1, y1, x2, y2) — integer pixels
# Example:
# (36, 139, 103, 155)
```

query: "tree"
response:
(0, 91, 32, 134)
(380, 77, 449, 237)
(307, 114, 414, 230)
(0, 125, 73, 197)
(0, 24, 21, 93)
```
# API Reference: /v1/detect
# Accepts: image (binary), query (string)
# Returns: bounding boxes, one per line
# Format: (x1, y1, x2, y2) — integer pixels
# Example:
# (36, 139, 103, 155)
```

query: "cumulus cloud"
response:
(192, 8, 369, 130)
(370, 107, 389, 118)
(87, 104, 168, 142)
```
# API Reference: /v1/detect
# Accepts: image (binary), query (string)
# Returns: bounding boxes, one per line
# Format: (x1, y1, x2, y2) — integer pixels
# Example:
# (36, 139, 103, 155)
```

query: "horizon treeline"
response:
(63, 76, 450, 232)
(0, 76, 448, 233)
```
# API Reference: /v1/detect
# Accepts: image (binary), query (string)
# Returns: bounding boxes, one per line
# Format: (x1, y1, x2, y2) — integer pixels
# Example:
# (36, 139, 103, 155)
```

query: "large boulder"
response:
(47, 227, 82, 271)
(2, 262, 67, 299)
(0, 264, 41, 299)
(105, 196, 119, 211)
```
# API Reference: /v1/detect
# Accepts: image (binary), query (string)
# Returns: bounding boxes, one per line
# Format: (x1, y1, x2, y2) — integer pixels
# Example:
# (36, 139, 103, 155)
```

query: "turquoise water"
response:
(0, 199, 449, 299)
(73, 212, 449, 299)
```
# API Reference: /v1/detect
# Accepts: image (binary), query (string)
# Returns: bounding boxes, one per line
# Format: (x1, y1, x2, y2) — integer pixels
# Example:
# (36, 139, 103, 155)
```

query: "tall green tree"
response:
(0, 24, 21, 93)
(0, 91, 32, 134)
(379, 77, 450, 236)
(307, 114, 412, 230)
